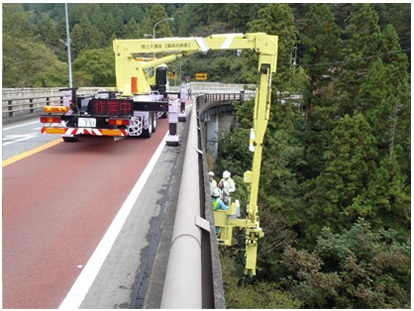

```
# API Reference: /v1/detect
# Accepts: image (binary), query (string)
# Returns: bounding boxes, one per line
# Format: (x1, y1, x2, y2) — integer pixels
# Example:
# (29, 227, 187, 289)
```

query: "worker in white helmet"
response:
(212, 187, 228, 235)
(220, 170, 235, 205)
(208, 171, 217, 194)
(212, 188, 228, 211)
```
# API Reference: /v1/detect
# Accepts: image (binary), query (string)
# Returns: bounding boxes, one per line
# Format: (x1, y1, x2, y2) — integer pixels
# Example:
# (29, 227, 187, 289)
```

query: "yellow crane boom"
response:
(113, 33, 277, 95)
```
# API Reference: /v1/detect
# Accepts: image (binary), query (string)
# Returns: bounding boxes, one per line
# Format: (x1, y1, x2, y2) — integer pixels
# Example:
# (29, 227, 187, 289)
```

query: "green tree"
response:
(36, 15, 60, 46)
(281, 219, 410, 308)
(124, 4, 145, 24)
(337, 4, 382, 115)
(299, 4, 343, 179)
(123, 18, 141, 39)
(172, 3, 207, 36)
(220, 249, 302, 308)
(142, 4, 173, 38)
(102, 13, 117, 41)
(346, 155, 410, 235)
(56, 17, 67, 42)
(245, 3, 296, 84)
(355, 59, 402, 155)
(3, 4, 34, 38)
(248, 3, 297, 70)
(302, 114, 377, 241)
(70, 24, 84, 59)
(377, 25, 411, 168)
(372, 3, 411, 51)
(113, 15, 125, 38)
(2, 4, 68, 87)
(353, 23, 410, 168)
(72, 47, 115, 87)
(3, 34, 68, 87)
(93, 14, 110, 46)
(76, 13, 104, 50)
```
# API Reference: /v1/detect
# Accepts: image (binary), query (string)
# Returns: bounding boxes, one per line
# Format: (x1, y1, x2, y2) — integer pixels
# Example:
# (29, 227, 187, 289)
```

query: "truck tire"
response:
(141, 113, 153, 138)
(152, 112, 157, 133)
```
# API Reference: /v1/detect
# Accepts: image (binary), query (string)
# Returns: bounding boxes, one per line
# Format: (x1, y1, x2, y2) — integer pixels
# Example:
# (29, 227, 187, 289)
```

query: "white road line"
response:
(3, 120, 40, 131)
(2, 133, 39, 146)
(59, 131, 169, 309)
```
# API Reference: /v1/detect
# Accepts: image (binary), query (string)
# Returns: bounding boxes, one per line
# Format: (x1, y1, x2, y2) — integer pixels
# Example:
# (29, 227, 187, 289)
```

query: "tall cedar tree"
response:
(336, 4, 382, 116)
(303, 113, 377, 243)
(299, 4, 343, 179)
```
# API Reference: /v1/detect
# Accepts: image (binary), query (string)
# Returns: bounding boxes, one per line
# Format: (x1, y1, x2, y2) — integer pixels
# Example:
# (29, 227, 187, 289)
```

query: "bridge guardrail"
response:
(161, 93, 251, 308)
(2, 84, 255, 123)
(1, 87, 108, 122)
(3, 94, 65, 118)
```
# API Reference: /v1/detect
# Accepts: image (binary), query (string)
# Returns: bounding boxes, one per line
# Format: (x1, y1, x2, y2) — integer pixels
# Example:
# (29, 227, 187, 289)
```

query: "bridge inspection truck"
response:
(40, 32, 279, 275)
(40, 40, 187, 144)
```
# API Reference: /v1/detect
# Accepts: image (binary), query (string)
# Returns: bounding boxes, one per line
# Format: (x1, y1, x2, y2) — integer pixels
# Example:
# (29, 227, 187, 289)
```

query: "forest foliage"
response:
(2, 3, 411, 308)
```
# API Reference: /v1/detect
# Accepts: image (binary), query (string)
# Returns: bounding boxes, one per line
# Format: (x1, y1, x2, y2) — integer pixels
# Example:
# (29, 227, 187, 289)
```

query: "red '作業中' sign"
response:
(92, 99, 133, 116)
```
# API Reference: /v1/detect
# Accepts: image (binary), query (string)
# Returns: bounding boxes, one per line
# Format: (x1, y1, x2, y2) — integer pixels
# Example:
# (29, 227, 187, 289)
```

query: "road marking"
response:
(2, 138, 62, 167)
(2, 133, 39, 146)
(2, 120, 40, 131)
(59, 131, 169, 309)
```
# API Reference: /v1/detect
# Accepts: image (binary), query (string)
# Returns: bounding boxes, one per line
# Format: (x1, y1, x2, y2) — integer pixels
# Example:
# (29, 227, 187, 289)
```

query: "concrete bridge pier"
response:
(206, 114, 219, 158)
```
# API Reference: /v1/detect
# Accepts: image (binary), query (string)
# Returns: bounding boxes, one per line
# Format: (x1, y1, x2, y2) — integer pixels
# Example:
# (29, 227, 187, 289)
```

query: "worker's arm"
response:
(219, 200, 229, 211)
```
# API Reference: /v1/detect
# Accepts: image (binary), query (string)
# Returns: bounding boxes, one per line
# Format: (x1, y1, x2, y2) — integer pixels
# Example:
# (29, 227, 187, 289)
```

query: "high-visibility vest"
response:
(212, 198, 219, 211)
(211, 179, 217, 189)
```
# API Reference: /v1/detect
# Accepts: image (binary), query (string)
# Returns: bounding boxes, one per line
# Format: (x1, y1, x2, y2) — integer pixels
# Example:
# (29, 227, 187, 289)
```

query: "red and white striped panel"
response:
(41, 127, 128, 137)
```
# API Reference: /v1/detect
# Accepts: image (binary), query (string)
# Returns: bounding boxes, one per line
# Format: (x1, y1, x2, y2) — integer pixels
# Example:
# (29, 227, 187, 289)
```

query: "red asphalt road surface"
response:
(2, 119, 169, 308)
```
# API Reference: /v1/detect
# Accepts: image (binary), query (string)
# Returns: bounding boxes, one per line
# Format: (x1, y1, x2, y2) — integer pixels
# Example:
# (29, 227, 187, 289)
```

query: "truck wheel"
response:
(142, 114, 153, 138)
(152, 112, 157, 133)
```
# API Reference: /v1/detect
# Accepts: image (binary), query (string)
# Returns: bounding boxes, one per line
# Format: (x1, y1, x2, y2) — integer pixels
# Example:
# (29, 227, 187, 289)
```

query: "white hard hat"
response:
(208, 171, 215, 176)
(212, 188, 221, 198)
(222, 171, 231, 178)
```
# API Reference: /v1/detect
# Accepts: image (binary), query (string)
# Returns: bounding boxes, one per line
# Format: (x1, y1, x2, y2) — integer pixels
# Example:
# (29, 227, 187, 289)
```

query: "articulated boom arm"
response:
(113, 33, 277, 95)
(113, 32, 278, 275)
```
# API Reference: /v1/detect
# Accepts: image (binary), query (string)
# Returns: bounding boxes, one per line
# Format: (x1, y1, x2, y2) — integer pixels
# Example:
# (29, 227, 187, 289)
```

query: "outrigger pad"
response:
(165, 134, 179, 146)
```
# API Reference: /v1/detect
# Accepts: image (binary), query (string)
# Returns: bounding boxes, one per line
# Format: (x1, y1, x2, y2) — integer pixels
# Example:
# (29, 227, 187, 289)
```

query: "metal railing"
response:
(196, 91, 255, 113)
(2, 85, 254, 122)
(3, 95, 65, 118)
(170, 82, 256, 94)
(1, 87, 107, 121)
